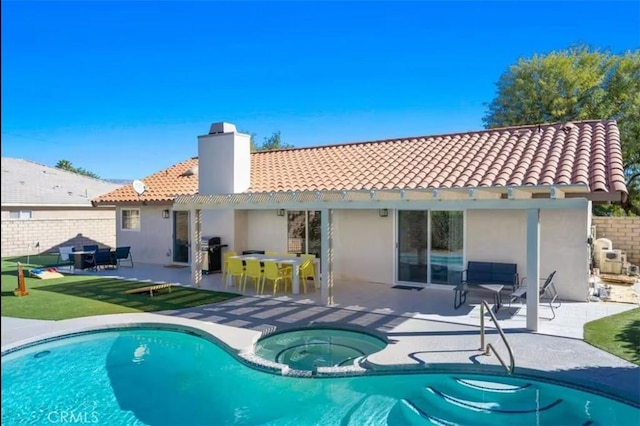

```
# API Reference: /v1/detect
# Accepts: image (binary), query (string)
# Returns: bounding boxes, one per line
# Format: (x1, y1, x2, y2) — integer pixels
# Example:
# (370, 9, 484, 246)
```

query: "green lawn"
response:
(584, 307, 640, 365)
(1, 255, 241, 320)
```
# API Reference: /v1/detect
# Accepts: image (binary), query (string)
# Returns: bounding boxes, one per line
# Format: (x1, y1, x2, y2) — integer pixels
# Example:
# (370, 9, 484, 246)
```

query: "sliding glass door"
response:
(430, 211, 464, 285)
(397, 211, 429, 284)
(397, 210, 464, 285)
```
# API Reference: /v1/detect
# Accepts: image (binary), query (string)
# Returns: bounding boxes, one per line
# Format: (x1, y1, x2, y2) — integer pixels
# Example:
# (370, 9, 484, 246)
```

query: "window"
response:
(9, 210, 32, 220)
(121, 209, 140, 230)
(287, 210, 321, 258)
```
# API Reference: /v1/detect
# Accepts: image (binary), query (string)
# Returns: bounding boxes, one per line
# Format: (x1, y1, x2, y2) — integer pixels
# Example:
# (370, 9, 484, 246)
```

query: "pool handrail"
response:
(480, 300, 515, 374)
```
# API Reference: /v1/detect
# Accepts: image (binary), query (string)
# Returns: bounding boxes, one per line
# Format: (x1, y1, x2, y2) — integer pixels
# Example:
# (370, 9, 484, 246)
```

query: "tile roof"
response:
(94, 158, 199, 204)
(94, 120, 627, 204)
(1, 157, 121, 206)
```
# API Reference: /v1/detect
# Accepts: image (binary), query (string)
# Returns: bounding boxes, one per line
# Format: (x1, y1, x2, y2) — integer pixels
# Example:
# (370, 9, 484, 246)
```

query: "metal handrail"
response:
(480, 300, 515, 374)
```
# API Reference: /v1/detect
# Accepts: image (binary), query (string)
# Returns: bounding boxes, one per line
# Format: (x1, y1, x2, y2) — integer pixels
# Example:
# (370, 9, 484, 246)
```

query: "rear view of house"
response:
(94, 120, 628, 325)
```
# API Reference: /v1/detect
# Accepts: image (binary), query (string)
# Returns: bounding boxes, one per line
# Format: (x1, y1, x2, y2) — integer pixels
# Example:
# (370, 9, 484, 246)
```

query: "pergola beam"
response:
(550, 186, 565, 199)
(507, 188, 533, 200)
(468, 188, 503, 200)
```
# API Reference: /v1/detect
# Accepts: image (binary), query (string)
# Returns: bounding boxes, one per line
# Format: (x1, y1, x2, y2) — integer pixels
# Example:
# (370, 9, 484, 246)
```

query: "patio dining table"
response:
(454, 283, 504, 312)
(230, 254, 319, 295)
(71, 250, 96, 270)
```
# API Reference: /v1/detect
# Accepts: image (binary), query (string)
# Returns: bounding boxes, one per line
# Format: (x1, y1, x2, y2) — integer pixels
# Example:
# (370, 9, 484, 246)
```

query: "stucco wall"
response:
(467, 208, 590, 301)
(1, 206, 116, 257)
(234, 210, 249, 254)
(115, 205, 173, 265)
(247, 210, 288, 252)
(592, 217, 640, 265)
(201, 210, 237, 252)
(332, 209, 395, 284)
(245, 209, 395, 283)
(242, 207, 590, 300)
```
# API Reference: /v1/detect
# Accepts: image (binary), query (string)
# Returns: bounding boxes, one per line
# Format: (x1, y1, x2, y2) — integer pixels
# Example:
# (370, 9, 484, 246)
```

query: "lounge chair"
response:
(57, 246, 75, 272)
(509, 271, 561, 320)
(114, 246, 134, 268)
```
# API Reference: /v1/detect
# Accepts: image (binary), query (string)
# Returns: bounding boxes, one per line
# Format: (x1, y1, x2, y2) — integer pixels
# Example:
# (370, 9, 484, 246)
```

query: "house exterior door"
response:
(173, 211, 190, 264)
(397, 210, 464, 286)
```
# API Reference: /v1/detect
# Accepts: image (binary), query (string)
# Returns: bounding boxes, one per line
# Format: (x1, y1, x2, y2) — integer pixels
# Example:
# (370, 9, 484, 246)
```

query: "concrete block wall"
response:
(592, 217, 640, 265)
(1, 218, 116, 258)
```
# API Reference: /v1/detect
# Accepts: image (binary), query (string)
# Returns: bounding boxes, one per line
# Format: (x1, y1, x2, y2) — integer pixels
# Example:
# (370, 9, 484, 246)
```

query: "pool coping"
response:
(2, 313, 639, 409)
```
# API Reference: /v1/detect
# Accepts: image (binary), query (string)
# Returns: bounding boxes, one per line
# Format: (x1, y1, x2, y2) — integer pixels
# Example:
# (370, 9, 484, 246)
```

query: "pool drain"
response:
(33, 350, 51, 359)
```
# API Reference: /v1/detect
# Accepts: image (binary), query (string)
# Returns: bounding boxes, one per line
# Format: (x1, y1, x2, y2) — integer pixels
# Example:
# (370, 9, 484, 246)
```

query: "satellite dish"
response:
(132, 180, 146, 196)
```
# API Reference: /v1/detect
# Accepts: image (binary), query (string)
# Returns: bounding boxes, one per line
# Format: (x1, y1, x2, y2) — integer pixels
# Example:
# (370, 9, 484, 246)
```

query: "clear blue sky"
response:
(2, 1, 639, 179)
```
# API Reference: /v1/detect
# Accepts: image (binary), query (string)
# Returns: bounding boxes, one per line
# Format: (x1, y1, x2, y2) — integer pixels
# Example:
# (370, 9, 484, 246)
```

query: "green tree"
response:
(483, 45, 640, 216)
(242, 130, 294, 152)
(55, 159, 101, 179)
(259, 131, 294, 151)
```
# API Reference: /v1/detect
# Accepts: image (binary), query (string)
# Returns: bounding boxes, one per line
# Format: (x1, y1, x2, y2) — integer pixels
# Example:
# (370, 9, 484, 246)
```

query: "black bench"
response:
(454, 261, 519, 311)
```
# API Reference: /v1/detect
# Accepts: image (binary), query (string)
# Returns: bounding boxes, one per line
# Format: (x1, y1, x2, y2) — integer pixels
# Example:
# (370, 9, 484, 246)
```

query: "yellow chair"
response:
(300, 254, 316, 260)
(221, 251, 237, 285)
(226, 257, 244, 290)
(298, 259, 317, 293)
(280, 253, 298, 273)
(243, 259, 263, 294)
(262, 261, 293, 295)
(265, 251, 280, 257)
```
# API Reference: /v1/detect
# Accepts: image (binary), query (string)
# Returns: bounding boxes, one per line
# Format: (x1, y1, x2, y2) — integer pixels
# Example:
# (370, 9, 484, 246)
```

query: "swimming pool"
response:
(2, 328, 638, 425)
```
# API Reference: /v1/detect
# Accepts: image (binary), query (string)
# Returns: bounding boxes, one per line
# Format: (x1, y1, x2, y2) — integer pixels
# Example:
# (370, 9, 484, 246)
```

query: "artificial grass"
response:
(1, 255, 241, 321)
(584, 307, 640, 366)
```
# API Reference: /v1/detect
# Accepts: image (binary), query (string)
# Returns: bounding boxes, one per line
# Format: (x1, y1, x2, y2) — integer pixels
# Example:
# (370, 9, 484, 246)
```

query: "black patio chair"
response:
(84, 248, 117, 270)
(509, 270, 561, 320)
(114, 246, 134, 268)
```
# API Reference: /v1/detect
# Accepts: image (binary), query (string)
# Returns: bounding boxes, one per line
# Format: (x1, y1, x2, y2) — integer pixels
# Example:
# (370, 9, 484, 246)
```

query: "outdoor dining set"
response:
(221, 251, 319, 296)
(57, 245, 134, 271)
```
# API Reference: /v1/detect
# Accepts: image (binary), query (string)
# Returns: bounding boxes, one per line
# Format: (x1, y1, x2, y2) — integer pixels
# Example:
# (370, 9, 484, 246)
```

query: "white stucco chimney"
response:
(198, 122, 251, 195)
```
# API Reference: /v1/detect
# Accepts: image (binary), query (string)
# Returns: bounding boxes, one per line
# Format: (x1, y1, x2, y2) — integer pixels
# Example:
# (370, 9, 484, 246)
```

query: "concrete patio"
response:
(72, 262, 639, 340)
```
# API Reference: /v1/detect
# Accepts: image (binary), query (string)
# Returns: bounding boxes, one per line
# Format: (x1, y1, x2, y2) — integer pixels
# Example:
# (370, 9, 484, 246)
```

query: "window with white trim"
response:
(9, 210, 32, 220)
(287, 210, 321, 258)
(121, 209, 140, 230)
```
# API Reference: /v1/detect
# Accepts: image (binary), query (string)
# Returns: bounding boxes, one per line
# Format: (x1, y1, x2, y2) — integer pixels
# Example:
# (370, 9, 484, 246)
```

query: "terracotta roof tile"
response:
(94, 120, 628, 204)
(94, 157, 199, 204)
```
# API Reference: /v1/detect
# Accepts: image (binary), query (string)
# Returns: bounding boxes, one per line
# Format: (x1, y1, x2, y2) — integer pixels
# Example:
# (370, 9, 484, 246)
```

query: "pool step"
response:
(425, 386, 564, 414)
(397, 377, 576, 426)
(399, 399, 452, 425)
(431, 377, 563, 412)
(454, 377, 533, 394)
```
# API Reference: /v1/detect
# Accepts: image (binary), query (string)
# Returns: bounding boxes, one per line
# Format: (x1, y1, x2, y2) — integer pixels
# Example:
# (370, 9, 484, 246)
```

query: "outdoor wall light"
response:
(379, 209, 389, 218)
(162, 209, 170, 219)
(277, 209, 286, 217)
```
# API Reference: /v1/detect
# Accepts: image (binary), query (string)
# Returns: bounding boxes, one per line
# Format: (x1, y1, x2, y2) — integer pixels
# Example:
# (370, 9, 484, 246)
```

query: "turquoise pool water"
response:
(2, 329, 638, 425)
(254, 328, 387, 371)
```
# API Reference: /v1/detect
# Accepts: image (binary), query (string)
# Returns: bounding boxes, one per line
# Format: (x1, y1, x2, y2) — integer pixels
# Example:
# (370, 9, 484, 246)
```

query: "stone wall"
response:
(592, 217, 640, 265)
